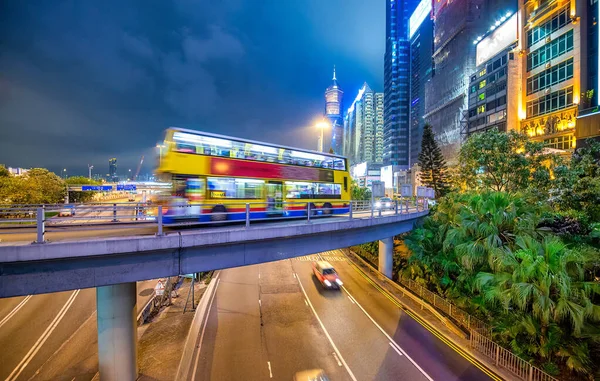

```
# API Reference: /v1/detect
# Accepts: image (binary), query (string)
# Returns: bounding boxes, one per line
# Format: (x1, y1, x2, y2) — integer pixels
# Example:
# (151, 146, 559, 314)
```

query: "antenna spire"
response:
(332, 65, 337, 81)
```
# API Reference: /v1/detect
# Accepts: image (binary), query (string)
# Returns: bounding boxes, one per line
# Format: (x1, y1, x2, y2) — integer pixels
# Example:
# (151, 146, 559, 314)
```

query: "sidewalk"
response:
(137, 277, 207, 381)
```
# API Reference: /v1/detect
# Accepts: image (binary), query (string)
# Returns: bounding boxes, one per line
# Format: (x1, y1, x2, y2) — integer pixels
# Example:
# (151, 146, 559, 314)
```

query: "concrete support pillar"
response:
(378, 237, 394, 279)
(97, 282, 138, 381)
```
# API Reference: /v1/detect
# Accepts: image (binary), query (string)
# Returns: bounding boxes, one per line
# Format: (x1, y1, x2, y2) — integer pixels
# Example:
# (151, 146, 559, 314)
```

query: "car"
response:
(293, 369, 329, 381)
(312, 261, 343, 289)
(58, 208, 73, 217)
(375, 197, 394, 210)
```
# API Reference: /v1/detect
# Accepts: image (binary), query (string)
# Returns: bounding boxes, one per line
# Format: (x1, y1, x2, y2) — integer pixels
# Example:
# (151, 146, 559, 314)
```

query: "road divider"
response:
(175, 271, 220, 381)
(0, 295, 32, 330)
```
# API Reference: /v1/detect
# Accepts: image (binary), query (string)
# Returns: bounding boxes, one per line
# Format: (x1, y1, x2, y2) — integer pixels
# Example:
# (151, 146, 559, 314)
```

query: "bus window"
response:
(207, 178, 264, 199)
(285, 182, 314, 199)
(186, 178, 205, 202)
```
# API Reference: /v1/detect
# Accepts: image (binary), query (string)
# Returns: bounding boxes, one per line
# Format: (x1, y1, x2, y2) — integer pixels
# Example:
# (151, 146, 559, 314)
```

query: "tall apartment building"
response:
(342, 83, 385, 166)
(519, 0, 582, 152)
(109, 158, 117, 182)
(424, 0, 515, 163)
(409, 0, 434, 167)
(384, 0, 420, 168)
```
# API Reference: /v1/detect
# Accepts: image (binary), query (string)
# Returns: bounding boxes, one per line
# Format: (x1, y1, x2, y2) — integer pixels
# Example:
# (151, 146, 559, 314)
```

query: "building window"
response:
(478, 93, 486, 101)
(544, 135, 575, 150)
(527, 30, 574, 71)
(527, 5, 571, 46)
(479, 80, 487, 89)
(527, 58, 574, 95)
(526, 86, 574, 118)
(477, 105, 486, 114)
(479, 68, 487, 77)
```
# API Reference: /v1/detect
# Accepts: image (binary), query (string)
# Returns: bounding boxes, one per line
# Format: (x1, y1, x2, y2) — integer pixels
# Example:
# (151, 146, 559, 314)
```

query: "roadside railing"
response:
(0, 198, 429, 243)
(346, 249, 558, 381)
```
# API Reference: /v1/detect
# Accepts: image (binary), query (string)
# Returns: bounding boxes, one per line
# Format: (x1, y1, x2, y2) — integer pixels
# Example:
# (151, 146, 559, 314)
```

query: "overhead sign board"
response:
(409, 0, 433, 39)
(351, 162, 368, 178)
(117, 184, 137, 191)
(81, 185, 113, 191)
(380, 165, 394, 190)
(476, 13, 518, 66)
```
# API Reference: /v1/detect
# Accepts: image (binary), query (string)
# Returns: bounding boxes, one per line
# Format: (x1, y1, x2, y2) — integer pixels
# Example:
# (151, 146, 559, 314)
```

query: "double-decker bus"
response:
(156, 127, 351, 223)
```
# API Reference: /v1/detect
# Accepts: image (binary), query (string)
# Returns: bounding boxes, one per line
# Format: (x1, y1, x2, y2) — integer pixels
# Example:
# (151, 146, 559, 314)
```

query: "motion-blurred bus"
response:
(156, 127, 351, 223)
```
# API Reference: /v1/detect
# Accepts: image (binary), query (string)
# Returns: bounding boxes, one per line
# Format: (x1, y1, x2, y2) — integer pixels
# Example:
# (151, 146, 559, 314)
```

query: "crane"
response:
(133, 155, 144, 181)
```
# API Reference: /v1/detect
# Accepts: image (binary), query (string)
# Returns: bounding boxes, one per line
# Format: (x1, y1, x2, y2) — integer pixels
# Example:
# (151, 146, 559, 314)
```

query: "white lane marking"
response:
(389, 342, 404, 356)
(0, 295, 32, 330)
(258, 273, 261, 279)
(332, 352, 342, 366)
(343, 288, 434, 381)
(267, 361, 273, 378)
(259, 299, 262, 307)
(293, 273, 296, 278)
(6, 290, 80, 381)
(304, 299, 308, 306)
(192, 277, 220, 379)
(295, 273, 358, 381)
(347, 295, 355, 304)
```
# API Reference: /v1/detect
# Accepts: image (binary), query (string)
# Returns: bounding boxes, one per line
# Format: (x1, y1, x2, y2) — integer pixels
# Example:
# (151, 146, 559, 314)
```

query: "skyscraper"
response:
(424, 0, 514, 163)
(409, 0, 434, 167)
(324, 66, 344, 154)
(384, 0, 420, 169)
(109, 158, 117, 181)
(342, 83, 384, 166)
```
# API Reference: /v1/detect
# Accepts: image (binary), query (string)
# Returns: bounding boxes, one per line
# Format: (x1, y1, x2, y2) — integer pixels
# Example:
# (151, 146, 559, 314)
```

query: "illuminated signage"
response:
(409, 0, 432, 39)
(351, 162, 367, 178)
(476, 13, 518, 66)
(381, 165, 394, 189)
(210, 191, 226, 198)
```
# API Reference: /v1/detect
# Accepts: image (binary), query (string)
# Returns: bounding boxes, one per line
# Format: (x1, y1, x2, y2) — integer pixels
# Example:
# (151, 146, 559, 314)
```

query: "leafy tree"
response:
(0, 165, 10, 178)
(66, 176, 101, 203)
(553, 141, 600, 223)
(458, 129, 557, 195)
(418, 124, 450, 198)
(8, 169, 66, 204)
(350, 179, 371, 200)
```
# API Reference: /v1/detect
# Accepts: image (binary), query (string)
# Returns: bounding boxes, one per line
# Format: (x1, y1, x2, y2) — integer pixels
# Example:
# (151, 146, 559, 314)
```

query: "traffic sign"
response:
(117, 184, 137, 191)
(155, 280, 165, 296)
(81, 185, 113, 191)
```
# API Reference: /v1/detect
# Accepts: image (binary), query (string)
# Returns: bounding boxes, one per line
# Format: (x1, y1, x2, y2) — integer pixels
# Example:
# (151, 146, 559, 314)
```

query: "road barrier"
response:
(0, 199, 428, 243)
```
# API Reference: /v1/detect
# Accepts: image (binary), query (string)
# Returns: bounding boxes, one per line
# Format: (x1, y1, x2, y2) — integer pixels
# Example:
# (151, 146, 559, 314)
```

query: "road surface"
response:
(0, 280, 157, 381)
(192, 250, 495, 381)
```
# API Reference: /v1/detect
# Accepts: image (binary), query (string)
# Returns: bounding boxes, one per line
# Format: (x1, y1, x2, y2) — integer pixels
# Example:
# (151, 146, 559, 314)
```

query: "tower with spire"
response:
(324, 65, 344, 154)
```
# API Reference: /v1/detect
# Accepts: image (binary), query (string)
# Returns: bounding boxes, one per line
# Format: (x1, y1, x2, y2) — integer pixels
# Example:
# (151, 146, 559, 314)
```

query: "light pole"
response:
(316, 121, 329, 152)
(156, 144, 164, 166)
(88, 164, 94, 179)
(128, 169, 131, 181)
(63, 168, 67, 179)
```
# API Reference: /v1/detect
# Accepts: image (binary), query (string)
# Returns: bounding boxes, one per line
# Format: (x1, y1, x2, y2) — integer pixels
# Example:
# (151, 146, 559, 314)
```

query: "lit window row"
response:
(527, 30, 573, 71)
(544, 135, 575, 150)
(526, 5, 571, 47)
(527, 58, 573, 95)
(526, 86, 573, 118)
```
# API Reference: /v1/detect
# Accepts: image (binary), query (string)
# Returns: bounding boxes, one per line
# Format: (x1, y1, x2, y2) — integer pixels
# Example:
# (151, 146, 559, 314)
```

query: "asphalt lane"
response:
(294, 250, 492, 381)
(0, 280, 156, 381)
(193, 262, 350, 381)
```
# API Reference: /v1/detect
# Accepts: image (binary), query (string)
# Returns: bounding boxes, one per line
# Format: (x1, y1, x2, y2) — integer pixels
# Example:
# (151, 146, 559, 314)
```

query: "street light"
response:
(156, 144, 165, 166)
(316, 120, 329, 152)
(88, 164, 94, 179)
(63, 168, 67, 179)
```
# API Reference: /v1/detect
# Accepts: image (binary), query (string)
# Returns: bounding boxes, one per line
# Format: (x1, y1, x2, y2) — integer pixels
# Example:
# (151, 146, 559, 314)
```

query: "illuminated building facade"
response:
(342, 83, 385, 166)
(519, 0, 582, 152)
(384, 0, 420, 168)
(324, 66, 344, 154)
(467, 12, 521, 135)
(109, 158, 117, 181)
(424, 0, 515, 163)
(409, 0, 434, 167)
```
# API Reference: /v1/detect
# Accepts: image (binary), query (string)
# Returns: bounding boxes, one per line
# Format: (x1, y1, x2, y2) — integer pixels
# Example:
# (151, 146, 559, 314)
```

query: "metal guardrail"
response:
(0, 198, 429, 243)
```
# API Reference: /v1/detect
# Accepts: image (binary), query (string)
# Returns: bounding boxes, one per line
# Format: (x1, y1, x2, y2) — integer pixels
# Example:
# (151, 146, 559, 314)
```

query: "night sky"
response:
(0, 0, 385, 176)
